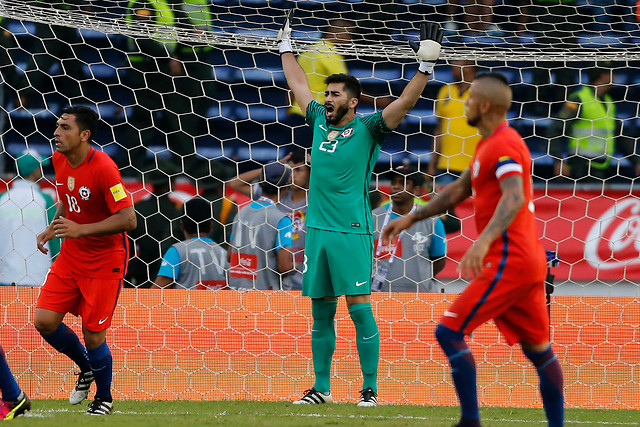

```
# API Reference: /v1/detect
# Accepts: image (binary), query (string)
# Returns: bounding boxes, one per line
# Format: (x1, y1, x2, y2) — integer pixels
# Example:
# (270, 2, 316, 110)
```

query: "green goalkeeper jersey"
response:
(305, 100, 392, 235)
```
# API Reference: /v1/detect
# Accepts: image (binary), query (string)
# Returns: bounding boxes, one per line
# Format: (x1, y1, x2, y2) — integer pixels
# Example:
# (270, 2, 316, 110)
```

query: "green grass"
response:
(10, 400, 639, 426)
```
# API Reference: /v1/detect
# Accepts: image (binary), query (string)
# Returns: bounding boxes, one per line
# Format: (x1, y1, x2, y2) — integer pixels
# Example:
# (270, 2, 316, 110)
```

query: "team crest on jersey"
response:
(327, 130, 340, 140)
(340, 128, 354, 138)
(79, 186, 91, 200)
(472, 160, 480, 178)
(67, 176, 75, 191)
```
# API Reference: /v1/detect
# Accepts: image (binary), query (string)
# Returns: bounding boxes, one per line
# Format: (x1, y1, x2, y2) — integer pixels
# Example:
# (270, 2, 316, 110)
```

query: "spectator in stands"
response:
(428, 60, 480, 188)
(228, 162, 295, 290)
(547, 66, 640, 183)
(0, 150, 60, 286)
(126, 161, 182, 288)
(23, 1, 89, 106)
(288, 19, 391, 120)
(122, 0, 184, 175)
(195, 159, 237, 248)
(372, 165, 446, 293)
(153, 197, 228, 290)
(443, 0, 501, 35)
(229, 149, 309, 290)
(166, 0, 216, 173)
(0, 18, 29, 175)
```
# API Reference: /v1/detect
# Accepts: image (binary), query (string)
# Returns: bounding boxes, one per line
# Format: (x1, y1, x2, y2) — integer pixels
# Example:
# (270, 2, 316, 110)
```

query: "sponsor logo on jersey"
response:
(67, 176, 75, 191)
(110, 183, 127, 202)
(79, 186, 91, 200)
(340, 128, 353, 138)
(411, 232, 429, 253)
(328, 130, 339, 140)
(472, 160, 480, 178)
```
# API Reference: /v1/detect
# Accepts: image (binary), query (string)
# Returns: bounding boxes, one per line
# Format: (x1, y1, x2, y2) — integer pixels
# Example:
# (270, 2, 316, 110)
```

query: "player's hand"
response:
(52, 217, 84, 239)
(36, 227, 55, 254)
(458, 240, 490, 278)
(277, 9, 293, 54)
(409, 22, 443, 75)
(381, 215, 415, 246)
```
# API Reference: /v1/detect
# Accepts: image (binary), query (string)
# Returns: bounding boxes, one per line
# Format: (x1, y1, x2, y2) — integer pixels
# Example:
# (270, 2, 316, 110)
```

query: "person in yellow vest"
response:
(548, 66, 639, 182)
(288, 19, 391, 119)
(428, 60, 481, 188)
(121, 0, 177, 176)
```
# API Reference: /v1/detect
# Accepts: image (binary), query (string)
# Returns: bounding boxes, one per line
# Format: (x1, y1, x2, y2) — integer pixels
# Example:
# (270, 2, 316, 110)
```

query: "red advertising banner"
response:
(441, 189, 640, 282)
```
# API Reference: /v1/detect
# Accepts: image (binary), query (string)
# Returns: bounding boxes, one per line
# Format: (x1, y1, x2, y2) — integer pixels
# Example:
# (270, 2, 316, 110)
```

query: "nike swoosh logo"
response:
(319, 125, 327, 131)
(55, 182, 64, 186)
(443, 310, 458, 318)
(362, 332, 379, 341)
(98, 317, 109, 325)
(311, 329, 320, 333)
(355, 281, 367, 287)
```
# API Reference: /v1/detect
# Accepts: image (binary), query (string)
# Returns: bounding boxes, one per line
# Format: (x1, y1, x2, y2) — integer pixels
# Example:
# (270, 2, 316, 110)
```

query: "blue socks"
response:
(87, 342, 113, 400)
(435, 324, 479, 422)
(0, 345, 21, 401)
(42, 323, 91, 372)
(524, 346, 564, 427)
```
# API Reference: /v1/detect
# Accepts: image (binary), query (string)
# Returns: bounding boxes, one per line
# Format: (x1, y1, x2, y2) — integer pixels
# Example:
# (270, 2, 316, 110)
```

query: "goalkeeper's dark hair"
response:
(325, 73, 361, 100)
(474, 72, 510, 87)
(182, 197, 214, 235)
(62, 105, 99, 139)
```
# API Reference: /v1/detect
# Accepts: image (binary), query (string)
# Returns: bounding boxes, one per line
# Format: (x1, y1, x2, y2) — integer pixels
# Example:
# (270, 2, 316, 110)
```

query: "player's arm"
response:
(278, 10, 314, 117)
(37, 201, 66, 254)
(277, 246, 295, 274)
(51, 206, 137, 239)
(382, 22, 443, 130)
(229, 167, 261, 197)
(459, 174, 525, 278)
(382, 169, 472, 245)
(152, 276, 174, 289)
(429, 217, 447, 277)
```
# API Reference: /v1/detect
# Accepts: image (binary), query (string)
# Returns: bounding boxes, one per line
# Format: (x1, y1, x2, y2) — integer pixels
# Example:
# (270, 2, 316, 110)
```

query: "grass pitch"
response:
(10, 400, 640, 426)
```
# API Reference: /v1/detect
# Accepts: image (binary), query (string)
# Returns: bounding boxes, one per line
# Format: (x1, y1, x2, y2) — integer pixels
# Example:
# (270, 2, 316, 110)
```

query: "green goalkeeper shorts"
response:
(302, 227, 374, 298)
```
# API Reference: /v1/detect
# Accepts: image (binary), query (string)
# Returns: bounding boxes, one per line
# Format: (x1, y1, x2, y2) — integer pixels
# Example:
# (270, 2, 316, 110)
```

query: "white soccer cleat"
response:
(357, 387, 378, 407)
(292, 388, 333, 404)
(70, 370, 94, 405)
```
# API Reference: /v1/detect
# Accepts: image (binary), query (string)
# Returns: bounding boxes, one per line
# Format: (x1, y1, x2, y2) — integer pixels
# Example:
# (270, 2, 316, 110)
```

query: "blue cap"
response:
(261, 162, 291, 187)
(16, 150, 50, 177)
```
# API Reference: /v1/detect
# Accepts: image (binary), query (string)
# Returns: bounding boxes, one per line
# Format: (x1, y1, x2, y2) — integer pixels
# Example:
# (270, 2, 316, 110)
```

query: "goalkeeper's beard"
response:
(325, 103, 349, 126)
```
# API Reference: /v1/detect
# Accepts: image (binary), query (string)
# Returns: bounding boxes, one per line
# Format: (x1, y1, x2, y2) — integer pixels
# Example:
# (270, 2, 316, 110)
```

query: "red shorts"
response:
(440, 260, 549, 346)
(36, 264, 122, 332)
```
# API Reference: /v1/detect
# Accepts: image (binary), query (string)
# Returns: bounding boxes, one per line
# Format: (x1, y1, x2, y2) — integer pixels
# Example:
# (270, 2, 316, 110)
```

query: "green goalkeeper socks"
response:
(349, 303, 379, 393)
(311, 299, 337, 394)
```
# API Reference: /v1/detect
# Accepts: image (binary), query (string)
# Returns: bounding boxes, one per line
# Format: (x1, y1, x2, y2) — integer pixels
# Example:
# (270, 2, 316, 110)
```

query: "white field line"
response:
(22, 408, 640, 425)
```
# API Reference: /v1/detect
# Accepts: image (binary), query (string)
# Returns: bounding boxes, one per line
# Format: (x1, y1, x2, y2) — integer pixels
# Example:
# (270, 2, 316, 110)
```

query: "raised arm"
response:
(382, 22, 443, 130)
(278, 10, 314, 116)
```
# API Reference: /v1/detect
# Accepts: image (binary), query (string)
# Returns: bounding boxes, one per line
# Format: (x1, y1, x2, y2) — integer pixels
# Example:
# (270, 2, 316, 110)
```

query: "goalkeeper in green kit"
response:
(278, 10, 443, 406)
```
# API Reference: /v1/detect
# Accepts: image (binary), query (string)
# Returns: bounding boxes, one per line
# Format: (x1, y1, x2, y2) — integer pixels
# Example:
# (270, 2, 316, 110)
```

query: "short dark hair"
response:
(182, 197, 213, 235)
(61, 105, 99, 139)
(587, 67, 610, 83)
(474, 72, 509, 86)
(288, 148, 308, 166)
(325, 73, 361, 100)
(260, 182, 279, 197)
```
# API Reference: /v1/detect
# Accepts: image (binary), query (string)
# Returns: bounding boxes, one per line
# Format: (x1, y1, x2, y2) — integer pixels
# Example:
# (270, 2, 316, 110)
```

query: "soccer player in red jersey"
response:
(383, 73, 564, 427)
(34, 106, 137, 415)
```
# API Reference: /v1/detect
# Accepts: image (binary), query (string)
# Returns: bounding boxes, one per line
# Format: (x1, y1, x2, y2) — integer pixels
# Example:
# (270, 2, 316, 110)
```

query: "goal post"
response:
(0, 0, 638, 410)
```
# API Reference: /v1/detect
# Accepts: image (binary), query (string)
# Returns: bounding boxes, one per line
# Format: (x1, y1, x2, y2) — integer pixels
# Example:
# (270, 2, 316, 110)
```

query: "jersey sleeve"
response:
(97, 156, 133, 214)
(361, 111, 393, 145)
(157, 246, 181, 279)
(429, 218, 447, 258)
(495, 154, 524, 181)
(276, 216, 293, 251)
(305, 100, 326, 128)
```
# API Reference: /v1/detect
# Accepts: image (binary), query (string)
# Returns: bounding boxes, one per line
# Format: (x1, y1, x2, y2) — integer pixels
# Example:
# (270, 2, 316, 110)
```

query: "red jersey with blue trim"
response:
(470, 122, 546, 278)
(52, 148, 133, 279)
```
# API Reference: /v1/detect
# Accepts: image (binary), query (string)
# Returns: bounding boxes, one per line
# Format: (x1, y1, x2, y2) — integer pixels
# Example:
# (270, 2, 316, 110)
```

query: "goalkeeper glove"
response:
(409, 22, 444, 75)
(277, 9, 293, 54)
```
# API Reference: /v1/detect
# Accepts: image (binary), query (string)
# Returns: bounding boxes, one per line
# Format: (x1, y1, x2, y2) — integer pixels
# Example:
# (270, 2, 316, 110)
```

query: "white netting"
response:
(0, 0, 638, 410)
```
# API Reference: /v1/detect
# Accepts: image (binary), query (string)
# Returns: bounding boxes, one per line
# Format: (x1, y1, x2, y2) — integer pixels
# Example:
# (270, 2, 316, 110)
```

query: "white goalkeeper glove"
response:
(277, 9, 293, 54)
(409, 22, 444, 75)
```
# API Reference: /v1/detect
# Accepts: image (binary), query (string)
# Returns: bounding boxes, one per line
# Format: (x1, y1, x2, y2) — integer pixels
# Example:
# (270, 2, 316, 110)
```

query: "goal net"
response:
(0, 0, 638, 409)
